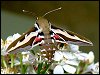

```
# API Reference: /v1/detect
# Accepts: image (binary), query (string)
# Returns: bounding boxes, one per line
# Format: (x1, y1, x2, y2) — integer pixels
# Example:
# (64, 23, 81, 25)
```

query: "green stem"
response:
(10, 54, 14, 68)
(2, 56, 7, 68)
(76, 65, 80, 74)
(20, 53, 25, 74)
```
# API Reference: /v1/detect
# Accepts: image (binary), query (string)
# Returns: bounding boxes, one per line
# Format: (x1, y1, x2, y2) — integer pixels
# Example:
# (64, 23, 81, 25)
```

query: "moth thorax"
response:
(37, 17, 50, 34)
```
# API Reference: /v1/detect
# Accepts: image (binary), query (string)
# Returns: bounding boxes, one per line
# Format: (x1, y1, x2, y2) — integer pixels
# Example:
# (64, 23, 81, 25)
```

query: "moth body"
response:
(36, 17, 58, 62)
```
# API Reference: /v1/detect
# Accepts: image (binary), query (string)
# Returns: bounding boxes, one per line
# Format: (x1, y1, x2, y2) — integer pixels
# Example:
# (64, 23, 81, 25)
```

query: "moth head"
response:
(36, 17, 50, 31)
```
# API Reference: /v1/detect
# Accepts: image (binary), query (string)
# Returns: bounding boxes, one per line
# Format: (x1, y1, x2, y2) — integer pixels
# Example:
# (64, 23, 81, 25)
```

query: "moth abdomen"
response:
(39, 34, 57, 62)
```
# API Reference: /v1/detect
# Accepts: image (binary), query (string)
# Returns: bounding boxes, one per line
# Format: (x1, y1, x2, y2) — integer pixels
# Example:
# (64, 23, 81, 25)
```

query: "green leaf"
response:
(37, 62, 43, 74)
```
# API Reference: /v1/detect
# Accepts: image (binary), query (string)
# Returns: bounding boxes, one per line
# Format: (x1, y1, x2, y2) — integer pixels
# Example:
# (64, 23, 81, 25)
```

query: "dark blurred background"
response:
(1, 1, 99, 62)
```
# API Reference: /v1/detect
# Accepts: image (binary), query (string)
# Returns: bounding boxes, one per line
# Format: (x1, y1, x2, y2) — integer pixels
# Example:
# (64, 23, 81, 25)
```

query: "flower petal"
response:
(5, 36, 14, 47)
(53, 65, 64, 74)
(69, 44, 79, 52)
(65, 60, 79, 66)
(63, 64, 76, 74)
(22, 51, 35, 64)
(54, 51, 63, 61)
(74, 52, 88, 62)
(13, 33, 21, 40)
(87, 51, 94, 64)
(63, 52, 76, 60)
(1, 39, 4, 49)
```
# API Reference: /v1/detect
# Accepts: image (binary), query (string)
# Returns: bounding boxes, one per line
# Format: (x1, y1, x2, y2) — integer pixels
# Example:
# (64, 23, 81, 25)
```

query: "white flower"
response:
(83, 62, 99, 74)
(53, 45, 95, 74)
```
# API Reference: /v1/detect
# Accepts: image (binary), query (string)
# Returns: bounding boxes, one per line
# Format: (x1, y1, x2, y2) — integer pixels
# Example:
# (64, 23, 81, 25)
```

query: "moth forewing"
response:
(6, 27, 38, 53)
(65, 30, 93, 46)
(51, 25, 93, 46)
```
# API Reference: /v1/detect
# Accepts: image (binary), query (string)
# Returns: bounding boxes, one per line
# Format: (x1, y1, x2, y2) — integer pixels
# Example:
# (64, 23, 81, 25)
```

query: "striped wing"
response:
(6, 27, 43, 54)
(51, 25, 93, 46)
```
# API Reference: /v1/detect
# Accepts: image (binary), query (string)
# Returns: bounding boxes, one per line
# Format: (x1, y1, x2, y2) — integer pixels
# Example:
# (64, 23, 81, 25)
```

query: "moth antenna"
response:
(42, 7, 62, 17)
(22, 10, 37, 19)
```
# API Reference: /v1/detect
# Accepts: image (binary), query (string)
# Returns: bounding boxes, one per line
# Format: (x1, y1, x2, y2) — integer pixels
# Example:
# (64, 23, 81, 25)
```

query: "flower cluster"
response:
(1, 33, 99, 74)
(53, 44, 98, 74)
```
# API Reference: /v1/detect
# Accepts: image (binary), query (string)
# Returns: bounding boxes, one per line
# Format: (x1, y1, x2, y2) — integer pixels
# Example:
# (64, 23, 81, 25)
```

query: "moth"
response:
(6, 7, 93, 62)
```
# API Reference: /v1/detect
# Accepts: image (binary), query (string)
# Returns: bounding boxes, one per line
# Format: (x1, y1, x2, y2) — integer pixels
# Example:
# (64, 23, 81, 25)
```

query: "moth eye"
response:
(50, 31, 53, 35)
(38, 32, 44, 36)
